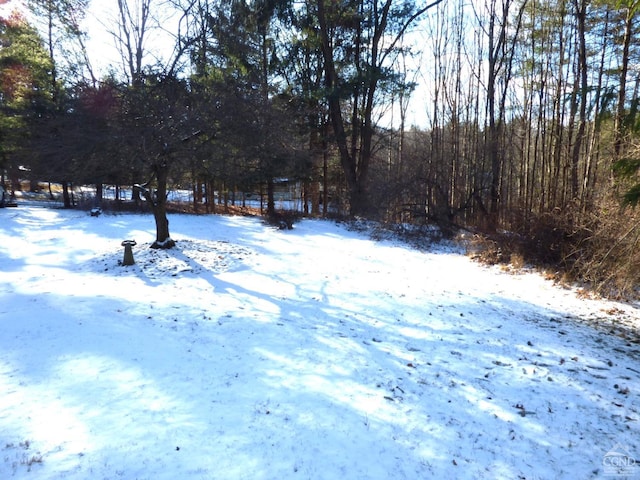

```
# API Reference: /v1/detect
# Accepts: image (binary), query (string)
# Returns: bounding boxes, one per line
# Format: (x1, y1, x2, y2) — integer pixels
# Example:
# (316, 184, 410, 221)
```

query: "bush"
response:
(467, 197, 640, 300)
(566, 198, 640, 299)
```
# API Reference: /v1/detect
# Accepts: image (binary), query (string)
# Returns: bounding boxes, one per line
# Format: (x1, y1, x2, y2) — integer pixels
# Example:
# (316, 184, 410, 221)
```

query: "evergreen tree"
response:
(0, 11, 54, 190)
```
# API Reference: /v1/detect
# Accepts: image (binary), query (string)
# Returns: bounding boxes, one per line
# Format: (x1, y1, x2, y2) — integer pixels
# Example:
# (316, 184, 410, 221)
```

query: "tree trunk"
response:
(613, 5, 635, 160)
(309, 125, 323, 216)
(571, 0, 588, 201)
(96, 183, 103, 205)
(151, 207, 172, 249)
(486, 0, 502, 230)
(136, 160, 175, 249)
(267, 178, 275, 216)
(316, 0, 372, 218)
(62, 181, 72, 208)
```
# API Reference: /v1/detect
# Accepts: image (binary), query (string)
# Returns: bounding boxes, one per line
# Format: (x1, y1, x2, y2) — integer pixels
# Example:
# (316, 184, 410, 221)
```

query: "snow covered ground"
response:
(1, 206, 639, 480)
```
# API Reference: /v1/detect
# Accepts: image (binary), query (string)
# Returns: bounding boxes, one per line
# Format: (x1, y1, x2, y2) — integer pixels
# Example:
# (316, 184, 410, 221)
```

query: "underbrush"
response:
(567, 201, 640, 300)
(346, 217, 449, 250)
(465, 198, 640, 301)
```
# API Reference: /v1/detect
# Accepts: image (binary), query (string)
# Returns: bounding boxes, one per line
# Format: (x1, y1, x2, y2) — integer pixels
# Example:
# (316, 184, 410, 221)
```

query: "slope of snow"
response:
(0, 206, 639, 479)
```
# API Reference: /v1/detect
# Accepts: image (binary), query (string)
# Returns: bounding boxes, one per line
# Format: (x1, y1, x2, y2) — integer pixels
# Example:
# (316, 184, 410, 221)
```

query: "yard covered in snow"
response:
(0, 206, 639, 479)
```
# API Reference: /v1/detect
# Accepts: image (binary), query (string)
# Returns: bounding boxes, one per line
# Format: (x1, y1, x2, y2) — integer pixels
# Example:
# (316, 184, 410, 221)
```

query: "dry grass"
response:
(466, 197, 640, 301)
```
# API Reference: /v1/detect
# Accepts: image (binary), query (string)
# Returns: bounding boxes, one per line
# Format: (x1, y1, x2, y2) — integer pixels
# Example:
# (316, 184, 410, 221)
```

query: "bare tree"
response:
(483, 0, 526, 229)
(613, 0, 640, 160)
(114, 0, 153, 85)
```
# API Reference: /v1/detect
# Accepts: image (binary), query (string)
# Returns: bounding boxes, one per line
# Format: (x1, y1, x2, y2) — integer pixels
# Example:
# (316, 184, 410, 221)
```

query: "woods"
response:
(1, 0, 640, 294)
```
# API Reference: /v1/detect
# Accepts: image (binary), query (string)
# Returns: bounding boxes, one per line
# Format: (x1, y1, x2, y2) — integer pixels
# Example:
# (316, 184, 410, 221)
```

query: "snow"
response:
(1, 206, 639, 479)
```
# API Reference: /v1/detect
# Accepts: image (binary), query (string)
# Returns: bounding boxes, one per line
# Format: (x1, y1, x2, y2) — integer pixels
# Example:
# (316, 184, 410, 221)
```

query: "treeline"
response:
(1, 0, 640, 295)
